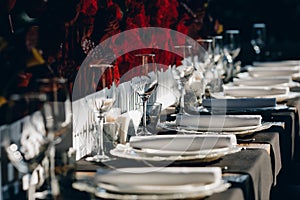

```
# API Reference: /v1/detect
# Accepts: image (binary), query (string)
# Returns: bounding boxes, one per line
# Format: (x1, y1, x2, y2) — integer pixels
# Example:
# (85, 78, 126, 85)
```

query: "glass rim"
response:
(36, 77, 67, 84)
(253, 23, 266, 28)
(89, 64, 114, 68)
(174, 45, 192, 49)
(225, 30, 240, 34)
(134, 54, 156, 57)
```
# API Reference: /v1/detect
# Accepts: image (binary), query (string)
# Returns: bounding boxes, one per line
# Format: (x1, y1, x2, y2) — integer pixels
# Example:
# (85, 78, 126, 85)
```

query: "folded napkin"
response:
(95, 167, 221, 193)
(253, 60, 300, 67)
(156, 66, 180, 110)
(129, 134, 237, 152)
(116, 110, 142, 144)
(233, 77, 291, 87)
(223, 86, 289, 98)
(247, 66, 299, 77)
(176, 114, 262, 129)
(202, 98, 276, 109)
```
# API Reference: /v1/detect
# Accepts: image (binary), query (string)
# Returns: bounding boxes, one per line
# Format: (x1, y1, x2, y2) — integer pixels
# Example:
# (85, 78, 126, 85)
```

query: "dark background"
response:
(210, 0, 300, 65)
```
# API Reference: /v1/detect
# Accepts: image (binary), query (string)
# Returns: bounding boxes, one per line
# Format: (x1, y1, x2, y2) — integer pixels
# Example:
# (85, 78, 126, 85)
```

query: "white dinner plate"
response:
(91, 181, 230, 200)
(131, 146, 231, 157)
(94, 167, 221, 194)
(159, 121, 278, 136)
(110, 144, 241, 162)
(73, 180, 230, 200)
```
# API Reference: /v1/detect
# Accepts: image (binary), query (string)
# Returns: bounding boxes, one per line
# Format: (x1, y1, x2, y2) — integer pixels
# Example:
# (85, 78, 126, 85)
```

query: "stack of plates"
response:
(89, 167, 230, 199)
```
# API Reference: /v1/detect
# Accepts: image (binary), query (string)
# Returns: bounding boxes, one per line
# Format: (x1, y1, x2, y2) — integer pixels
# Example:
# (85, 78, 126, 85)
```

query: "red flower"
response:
(81, 0, 98, 16)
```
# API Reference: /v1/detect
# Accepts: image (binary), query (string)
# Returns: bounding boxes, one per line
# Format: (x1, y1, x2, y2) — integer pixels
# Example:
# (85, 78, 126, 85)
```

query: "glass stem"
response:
(97, 113, 105, 156)
(142, 100, 148, 133)
(49, 145, 60, 197)
(179, 84, 185, 115)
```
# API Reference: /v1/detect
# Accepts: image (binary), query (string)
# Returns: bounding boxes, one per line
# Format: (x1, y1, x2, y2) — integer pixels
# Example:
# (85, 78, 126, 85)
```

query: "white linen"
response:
(176, 114, 262, 129)
(95, 167, 222, 194)
(223, 86, 289, 98)
(233, 77, 292, 86)
(129, 134, 237, 152)
(116, 110, 142, 144)
(202, 98, 276, 109)
(253, 60, 300, 67)
(247, 66, 300, 77)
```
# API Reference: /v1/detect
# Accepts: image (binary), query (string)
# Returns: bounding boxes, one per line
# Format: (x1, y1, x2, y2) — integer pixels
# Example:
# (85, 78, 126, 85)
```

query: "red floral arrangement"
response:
(74, 0, 221, 94)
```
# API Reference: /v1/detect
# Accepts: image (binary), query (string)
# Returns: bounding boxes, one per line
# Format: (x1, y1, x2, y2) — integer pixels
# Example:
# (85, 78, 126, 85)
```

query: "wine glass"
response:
(131, 54, 158, 136)
(197, 38, 222, 96)
(212, 35, 224, 66)
(223, 30, 241, 81)
(251, 23, 266, 61)
(2, 92, 49, 200)
(173, 45, 195, 114)
(85, 64, 117, 162)
(35, 77, 72, 199)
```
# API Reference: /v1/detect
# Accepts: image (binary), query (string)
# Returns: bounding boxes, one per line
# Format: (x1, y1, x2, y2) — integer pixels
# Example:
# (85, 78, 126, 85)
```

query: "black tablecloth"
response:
(210, 149, 273, 200)
(206, 187, 244, 200)
(76, 148, 273, 200)
(251, 131, 282, 185)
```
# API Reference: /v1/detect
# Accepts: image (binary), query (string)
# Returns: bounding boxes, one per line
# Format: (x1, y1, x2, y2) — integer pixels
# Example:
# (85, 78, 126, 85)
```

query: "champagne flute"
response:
(223, 30, 241, 81)
(131, 54, 158, 136)
(86, 64, 117, 162)
(251, 23, 266, 61)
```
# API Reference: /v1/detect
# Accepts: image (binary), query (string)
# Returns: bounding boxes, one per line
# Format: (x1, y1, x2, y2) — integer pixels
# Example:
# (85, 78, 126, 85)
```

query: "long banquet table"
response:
(73, 126, 283, 200)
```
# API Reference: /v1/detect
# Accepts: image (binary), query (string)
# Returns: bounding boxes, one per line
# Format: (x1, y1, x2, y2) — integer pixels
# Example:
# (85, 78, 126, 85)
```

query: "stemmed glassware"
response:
(85, 64, 117, 162)
(173, 45, 195, 114)
(2, 77, 72, 199)
(131, 54, 158, 136)
(223, 30, 241, 81)
(2, 92, 49, 200)
(35, 77, 72, 199)
(251, 23, 266, 61)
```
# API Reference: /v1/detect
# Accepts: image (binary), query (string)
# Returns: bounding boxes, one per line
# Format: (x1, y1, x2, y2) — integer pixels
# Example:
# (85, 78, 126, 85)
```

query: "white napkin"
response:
(247, 66, 300, 77)
(129, 134, 237, 152)
(176, 114, 262, 129)
(253, 60, 300, 67)
(202, 98, 276, 109)
(95, 167, 221, 194)
(233, 76, 291, 87)
(116, 110, 142, 144)
(156, 66, 180, 110)
(223, 86, 289, 98)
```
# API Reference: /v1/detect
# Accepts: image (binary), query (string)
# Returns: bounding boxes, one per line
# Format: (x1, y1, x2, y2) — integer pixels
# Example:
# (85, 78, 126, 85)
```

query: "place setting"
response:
(110, 134, 241, 163)
(72, 166, 231, 200)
